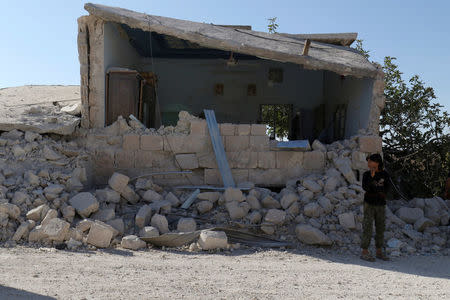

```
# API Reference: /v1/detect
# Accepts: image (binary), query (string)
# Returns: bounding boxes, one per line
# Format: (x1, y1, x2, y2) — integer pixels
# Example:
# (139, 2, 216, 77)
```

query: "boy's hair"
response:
(366, 153, 384, 170)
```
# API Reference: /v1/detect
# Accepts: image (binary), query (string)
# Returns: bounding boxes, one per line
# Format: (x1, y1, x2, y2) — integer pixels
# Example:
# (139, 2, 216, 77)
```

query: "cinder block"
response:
(276, 151, 303, 168)
(249, 169, 287, 185)
(197, 152, 218, 169)
(250, 136, 269, 151)
(204, 169, 249, 185)
(190, 120, 208, 136)
(236, 124, 251, 136)
(115, 150, 135, 169)
(251, 124, 267, 136)
(94, 148, 115, 168)
(123, 134, 140, 151)
(151, 151, 179, 170)
(220, 123, 236, 136)
(225, 136, 249, 152)
(226, 152, 257, 169)
(175, 154, 199, 170)
(134, 150, 153, 168)
(140, 134, 164, 151)
(258, 152, 276, 169)
(164, 135, 213, 154)
(303, 151, 325, 170)
(358, 135, 382, 153)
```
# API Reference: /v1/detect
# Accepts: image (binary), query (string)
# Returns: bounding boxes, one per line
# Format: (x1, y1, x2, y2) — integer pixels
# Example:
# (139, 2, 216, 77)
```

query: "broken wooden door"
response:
(106, 71, 140, 126)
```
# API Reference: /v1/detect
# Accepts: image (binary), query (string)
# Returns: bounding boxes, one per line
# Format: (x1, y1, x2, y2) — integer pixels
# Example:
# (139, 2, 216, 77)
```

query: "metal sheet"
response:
(204, 109, 235, 188)
(180, 188, 200, 209)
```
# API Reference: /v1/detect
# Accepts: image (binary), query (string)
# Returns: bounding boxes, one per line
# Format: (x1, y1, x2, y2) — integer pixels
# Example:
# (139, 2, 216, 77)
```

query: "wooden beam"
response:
(302, 39, 311, 56)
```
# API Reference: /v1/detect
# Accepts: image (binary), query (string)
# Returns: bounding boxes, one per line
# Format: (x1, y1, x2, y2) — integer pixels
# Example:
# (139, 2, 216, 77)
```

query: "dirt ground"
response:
(0, 246, 448, 300)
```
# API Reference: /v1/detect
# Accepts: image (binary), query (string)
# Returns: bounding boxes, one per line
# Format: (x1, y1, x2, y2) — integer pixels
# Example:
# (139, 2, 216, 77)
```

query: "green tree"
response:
(355, 41, 450, 197)
(267, 17, 278, 34)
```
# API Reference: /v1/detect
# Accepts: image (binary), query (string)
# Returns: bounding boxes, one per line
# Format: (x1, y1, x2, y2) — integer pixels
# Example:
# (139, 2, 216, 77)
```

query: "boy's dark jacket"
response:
(362, 170, 390, 206)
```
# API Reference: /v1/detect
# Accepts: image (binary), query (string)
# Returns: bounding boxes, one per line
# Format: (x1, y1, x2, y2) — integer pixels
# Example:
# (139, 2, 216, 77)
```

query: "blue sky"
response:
(0, 0, 449, 112)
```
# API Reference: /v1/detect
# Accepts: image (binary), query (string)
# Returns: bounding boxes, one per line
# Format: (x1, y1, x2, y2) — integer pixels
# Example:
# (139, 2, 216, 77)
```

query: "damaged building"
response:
(78, 3, 385, 186)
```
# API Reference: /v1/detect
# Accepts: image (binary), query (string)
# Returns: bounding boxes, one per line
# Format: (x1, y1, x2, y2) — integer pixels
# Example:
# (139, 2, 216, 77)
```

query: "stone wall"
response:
(81, 115, 382, 187)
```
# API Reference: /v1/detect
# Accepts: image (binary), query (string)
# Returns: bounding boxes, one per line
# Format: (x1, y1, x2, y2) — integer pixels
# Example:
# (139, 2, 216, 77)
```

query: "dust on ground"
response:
(0, 246, 448, 300)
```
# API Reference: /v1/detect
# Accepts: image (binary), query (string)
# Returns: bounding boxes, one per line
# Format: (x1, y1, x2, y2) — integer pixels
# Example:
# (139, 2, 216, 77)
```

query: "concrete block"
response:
(190, 120, 208, 136)
(258, 152, 276, 169)
(164, 135, 212, 154)
(249, 169, 286, 185)
(198, 230, 228, 250)
(276, 151, 303, 169)
(115, 150, 135, 169)
(140, 135, 164, 151)
(93, 148, 115, 171)
(139, 226, 159, 238)
(123, 134, 140, 151)
(225, 136, 249, 152)
(69, 192, 99, 218)
(150, 151, 179, 170)
(175, 154, 199, 169)
(338, 212, 356, 229)
(251, 124, 267, 136)
(236, 124, 251, 136)
(303, 151, 325, 170)
(295, 225, 332, 246)
(177, 218, 197, 232)
(108, 172, 130, 193)
(197, 152, 218, 169)
(220, 123, 235, 136)
(87, 221, 115, 248)
(264, 209, 286, 225)
(206, 169, 249, 185)
(42, 218, 70, 242)
(250, 136, 269, 151)
(197, 201, 213, 214)
(226, 152, 257, 169)
(134, 150, 153, 168)
(96, 188, 120, 203)
(151, 214, 169, 234)
(358, 135, 382, 153)
(121, 235, 146, 250)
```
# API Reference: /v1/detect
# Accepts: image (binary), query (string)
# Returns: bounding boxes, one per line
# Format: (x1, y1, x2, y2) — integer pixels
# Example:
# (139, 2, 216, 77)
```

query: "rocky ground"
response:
(0, 246, 449, 299)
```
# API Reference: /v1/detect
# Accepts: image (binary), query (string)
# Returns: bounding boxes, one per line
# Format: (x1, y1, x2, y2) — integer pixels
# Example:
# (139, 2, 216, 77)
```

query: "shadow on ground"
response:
(0, 285, 55, 300)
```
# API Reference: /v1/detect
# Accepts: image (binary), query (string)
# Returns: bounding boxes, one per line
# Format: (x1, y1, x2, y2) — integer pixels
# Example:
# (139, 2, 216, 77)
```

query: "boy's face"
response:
(368, 160, 379, 172)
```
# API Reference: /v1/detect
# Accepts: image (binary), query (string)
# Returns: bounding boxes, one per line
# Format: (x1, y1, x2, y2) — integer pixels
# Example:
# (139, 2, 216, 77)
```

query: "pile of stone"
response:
(0, 128, 448, 255)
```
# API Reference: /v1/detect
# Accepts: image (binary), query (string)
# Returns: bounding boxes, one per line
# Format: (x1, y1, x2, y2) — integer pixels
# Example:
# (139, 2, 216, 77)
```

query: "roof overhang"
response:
(84, 3, 380, 78)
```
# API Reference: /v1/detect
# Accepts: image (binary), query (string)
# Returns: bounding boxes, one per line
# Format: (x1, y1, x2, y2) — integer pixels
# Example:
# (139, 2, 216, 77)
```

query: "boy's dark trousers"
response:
(361, 202, 386, 249)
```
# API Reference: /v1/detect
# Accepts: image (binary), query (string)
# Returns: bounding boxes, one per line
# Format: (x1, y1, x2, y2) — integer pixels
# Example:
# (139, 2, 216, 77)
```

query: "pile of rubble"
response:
(0, 128, 449, 256)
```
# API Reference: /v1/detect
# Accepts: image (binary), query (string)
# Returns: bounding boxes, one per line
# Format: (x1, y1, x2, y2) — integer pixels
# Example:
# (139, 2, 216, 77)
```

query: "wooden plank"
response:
(180, 188, 200, 209)
(302, 39, 311, 56)
(204, 109, 235, 188)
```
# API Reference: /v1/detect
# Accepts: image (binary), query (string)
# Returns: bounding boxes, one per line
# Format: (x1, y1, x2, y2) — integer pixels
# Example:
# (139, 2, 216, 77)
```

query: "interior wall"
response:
(323, 71, 374, 138)
(103, 22, 141, 73)
(140, 58, 324, 125)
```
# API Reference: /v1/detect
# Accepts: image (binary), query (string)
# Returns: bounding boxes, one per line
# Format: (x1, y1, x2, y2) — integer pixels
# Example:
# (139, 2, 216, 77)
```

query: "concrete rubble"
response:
(0, 117, 448, 256)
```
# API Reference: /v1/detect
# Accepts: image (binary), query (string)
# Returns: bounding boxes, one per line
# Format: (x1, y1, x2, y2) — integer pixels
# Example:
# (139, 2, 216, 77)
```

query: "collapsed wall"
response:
(80, 111, 382, 187)
(1, 112, 448, 255)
